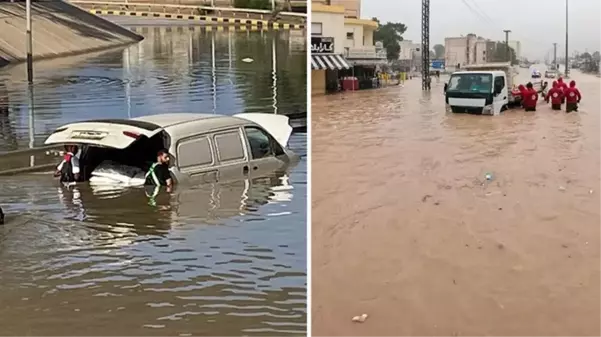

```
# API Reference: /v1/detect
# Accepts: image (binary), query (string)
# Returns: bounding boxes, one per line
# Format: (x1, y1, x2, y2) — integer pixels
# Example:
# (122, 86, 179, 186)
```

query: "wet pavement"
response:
(312, 67, 599, 336)
(0, 26, 307, 335)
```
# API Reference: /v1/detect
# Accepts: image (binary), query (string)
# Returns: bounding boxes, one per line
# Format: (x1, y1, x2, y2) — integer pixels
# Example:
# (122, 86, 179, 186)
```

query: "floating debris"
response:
(242, 57, 254, 63)
(485, 172, 493, 181)
(352, 313, 368, 323)
(558, 186, 566, 191)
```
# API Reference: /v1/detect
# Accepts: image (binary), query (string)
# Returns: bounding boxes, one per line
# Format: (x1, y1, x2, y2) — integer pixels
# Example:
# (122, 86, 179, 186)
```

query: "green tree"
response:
(490, 42, 516, 64)
(372, 17, 407, 61)
(433, 44, 445, 59)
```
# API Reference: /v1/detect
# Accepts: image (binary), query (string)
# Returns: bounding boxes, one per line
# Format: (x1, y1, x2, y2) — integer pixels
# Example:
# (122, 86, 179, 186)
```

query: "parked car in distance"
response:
(531, 70, 541, 78)
(44, 113, 299, 186)
(544, 70, 557, 78)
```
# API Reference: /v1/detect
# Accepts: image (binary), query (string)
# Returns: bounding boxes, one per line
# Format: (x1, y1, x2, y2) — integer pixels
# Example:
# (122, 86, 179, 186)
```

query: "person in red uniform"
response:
(545, 81, 564, 110)
(564, 80, 582, 113)
(517, 84, 527, 108)
(522, 82, 538, 111)
(557, 77, 568, 103)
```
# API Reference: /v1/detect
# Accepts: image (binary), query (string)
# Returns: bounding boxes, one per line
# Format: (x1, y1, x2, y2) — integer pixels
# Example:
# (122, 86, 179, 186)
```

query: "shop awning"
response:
(311, 54, 351, 70)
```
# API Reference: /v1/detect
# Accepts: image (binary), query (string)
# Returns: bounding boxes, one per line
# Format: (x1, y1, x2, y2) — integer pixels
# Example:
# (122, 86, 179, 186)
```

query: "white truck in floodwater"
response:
(444, 62, 545, 115)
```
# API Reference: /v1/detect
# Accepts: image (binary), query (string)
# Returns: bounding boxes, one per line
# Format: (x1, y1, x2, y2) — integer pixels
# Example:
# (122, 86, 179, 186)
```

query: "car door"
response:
(176, 134, 219, 184)
(493, 75, 507, 115)
(243, 125, 286, 179)
(212, 128, 250, 183)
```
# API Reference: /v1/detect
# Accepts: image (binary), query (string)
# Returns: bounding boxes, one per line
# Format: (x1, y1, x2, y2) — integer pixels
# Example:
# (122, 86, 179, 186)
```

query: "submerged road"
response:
(311, 68, 600, 336)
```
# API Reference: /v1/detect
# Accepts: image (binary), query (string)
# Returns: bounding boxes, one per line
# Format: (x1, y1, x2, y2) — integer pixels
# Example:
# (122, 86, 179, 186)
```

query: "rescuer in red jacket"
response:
(522, 82, 538, 111)
(557, 77, 568, 103)
(564, 80, 582, 113)
(517, 84, 527, 108)
(545, 81, 564, 110)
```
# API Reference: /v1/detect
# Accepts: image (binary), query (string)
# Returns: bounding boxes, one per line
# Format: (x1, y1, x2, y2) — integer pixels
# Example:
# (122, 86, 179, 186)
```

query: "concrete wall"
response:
(363, 26, 374, 46)
(509, 40, 521, 59)
(343, 23, 363, 49)
(399, 40, 420, 60)
(311, 69, 325, 95)
(313, 0, 359, 18)
(311, 10, 344, 54)
(445, 37, 468, 68)
(0, 1, 142, 66)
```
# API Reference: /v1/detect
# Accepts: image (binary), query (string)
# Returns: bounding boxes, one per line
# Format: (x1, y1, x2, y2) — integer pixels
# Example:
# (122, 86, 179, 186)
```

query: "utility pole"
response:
(503, 29, 511, 64)
(553, 43, 557, 68)
(26, 0, 33, 83)
(564, 0, 569, 77)
(421, 0, 430, 90)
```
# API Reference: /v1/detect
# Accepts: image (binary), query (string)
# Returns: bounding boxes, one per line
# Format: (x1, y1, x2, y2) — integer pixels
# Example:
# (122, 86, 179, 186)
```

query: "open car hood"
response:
(44, 119, 163, 149)
(233, 113, 293, 148)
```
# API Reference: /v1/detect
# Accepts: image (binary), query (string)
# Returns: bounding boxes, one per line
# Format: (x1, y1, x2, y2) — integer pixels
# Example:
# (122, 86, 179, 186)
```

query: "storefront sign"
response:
(311, 37, 334, 54)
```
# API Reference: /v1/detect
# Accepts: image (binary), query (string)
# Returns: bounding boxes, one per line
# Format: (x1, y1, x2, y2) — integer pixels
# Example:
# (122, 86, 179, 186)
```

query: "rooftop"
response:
(133, 113, 220, 128)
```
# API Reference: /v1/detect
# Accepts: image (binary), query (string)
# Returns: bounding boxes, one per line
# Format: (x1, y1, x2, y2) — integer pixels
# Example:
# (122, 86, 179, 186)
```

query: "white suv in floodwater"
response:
(45, 113, 298, 186)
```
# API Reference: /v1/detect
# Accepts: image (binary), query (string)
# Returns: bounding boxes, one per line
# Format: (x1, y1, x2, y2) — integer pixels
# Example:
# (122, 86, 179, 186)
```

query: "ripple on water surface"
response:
(0, 26, 306, 336)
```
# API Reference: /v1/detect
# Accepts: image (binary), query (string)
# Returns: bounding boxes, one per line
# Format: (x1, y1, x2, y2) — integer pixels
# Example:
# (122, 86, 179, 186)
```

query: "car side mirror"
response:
(443, 83, 448, 91)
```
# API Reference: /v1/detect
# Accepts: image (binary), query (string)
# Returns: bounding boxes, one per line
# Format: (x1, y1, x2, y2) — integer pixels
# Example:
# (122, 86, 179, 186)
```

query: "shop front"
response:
(311, 36, 351, 95)
(342, 45, 391, 90)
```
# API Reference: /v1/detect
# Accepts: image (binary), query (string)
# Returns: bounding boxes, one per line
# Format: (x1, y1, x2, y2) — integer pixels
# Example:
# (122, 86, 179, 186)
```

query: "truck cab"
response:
(444, 70, 508, 115)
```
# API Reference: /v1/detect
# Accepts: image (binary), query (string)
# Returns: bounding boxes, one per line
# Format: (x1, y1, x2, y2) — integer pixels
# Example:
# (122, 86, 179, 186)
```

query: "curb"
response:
(90, 10, 305, 29)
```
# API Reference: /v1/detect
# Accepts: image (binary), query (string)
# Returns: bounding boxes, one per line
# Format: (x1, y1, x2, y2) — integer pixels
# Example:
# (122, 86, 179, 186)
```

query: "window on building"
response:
(311, 22, 322, 36)
(346, 32, 354, 40)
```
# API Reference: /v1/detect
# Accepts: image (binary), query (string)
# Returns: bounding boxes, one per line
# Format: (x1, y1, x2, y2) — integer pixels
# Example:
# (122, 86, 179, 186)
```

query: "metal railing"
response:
(70, 0, 307, 20)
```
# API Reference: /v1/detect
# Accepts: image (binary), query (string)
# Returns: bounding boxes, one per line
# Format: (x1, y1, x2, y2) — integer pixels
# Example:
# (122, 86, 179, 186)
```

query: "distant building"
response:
(445, 34, 495, 71)
(508, 40, 521, 60)
(398, 40, 421, 60)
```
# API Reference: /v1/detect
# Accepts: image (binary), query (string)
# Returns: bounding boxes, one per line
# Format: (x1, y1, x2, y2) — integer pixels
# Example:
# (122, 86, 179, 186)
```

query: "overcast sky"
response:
(361, 0, 601, 59)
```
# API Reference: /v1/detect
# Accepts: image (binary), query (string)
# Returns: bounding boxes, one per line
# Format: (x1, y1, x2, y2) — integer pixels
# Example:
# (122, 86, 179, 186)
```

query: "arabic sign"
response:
(311, 37, 334, 54)
(70, 130, 108, 140)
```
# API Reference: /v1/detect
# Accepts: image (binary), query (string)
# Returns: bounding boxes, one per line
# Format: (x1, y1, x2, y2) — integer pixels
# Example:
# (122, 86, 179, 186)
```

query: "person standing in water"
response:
(564, 80, 582, 113)
(54, 144, 80, 184)
(145, 149, 174, 195)
(545, 81, 564, 110)
(556, 77, 568, 103)
(522, 82, 538, 112)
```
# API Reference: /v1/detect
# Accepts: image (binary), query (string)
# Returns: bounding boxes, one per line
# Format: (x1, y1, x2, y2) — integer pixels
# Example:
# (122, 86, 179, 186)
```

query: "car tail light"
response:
(123, 131, 140, 139)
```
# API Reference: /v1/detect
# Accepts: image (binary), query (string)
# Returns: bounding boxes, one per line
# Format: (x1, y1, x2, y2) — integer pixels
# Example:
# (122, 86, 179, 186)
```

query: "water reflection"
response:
(0, 26, 306, 151)
(0, 26, 306, 336)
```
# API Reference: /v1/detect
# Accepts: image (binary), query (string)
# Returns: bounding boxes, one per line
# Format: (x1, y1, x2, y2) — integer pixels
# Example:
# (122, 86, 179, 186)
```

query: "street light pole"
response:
(503, 29, 511, 64)
(26, 0, 33, 83)
(565, 0, 569, 77)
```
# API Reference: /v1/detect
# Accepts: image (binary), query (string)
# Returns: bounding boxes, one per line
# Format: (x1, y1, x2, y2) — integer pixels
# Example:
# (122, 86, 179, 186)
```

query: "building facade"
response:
(445, 34, 495, 72)
(312, 0, 360, 18)
(509, 40, 521, 60)
(311, 0, 385, 95)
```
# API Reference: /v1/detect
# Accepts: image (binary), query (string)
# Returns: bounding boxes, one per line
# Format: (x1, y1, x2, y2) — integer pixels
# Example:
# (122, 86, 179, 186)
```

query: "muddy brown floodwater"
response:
(312, 68, 600, 336)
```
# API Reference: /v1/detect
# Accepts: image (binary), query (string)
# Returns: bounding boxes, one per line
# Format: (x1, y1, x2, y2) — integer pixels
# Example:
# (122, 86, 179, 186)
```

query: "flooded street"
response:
(312, 68, 599, 336)
(0, 26, 307, 335)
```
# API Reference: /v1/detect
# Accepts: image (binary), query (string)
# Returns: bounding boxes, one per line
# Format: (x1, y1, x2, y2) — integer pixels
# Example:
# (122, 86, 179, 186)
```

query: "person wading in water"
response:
(54, 144, 80, 184)
(144, 149, 174, 203)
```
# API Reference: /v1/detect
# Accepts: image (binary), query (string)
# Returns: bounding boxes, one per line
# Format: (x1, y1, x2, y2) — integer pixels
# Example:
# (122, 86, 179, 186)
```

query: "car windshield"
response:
(447, 73, 493, 94)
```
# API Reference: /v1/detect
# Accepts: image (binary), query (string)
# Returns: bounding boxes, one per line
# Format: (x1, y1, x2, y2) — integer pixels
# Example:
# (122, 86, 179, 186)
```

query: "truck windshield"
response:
(447, 73, 493, 94)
